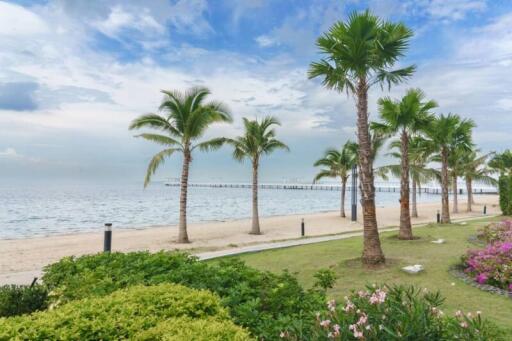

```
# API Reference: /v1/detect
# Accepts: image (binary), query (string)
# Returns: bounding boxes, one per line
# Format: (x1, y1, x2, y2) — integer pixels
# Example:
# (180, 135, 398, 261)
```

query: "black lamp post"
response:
(351, 164, 358, 222)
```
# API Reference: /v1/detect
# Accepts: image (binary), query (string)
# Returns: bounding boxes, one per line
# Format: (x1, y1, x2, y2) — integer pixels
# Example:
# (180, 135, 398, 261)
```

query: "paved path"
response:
(0, 214, 497, 285)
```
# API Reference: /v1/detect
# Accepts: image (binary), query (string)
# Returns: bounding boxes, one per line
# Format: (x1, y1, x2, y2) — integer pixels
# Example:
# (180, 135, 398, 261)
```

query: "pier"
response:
(164, 182, 497, 195)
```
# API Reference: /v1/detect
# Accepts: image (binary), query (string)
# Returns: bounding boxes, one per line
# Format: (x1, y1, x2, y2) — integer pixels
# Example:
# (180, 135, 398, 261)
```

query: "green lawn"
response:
(220, 216, 512, 334)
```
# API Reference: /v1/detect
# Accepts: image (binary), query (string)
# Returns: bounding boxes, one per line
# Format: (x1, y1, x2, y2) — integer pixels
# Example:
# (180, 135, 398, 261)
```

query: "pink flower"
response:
(460, 322, 468, 328)
(476, 273, 488, 284)
(455, 310, 463, 318)
(320, 319, 331, 328)
(500, 242, 512, 252)
(353, 331, 364, 339)
(369, 289, 387, 304)
(357, 313, 368, 326)
(344, 301, 355, 312)
(327, 299, 336, 312)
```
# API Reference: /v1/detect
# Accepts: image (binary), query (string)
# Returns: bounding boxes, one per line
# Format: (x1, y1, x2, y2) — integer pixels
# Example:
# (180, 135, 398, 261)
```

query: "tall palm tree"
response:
(226, 116, 288, 235)
(376, 137, 437, 218)
(460, 150, 497, 211)
(314, 141, 358, 217)
(308, 10, 415, 265)
(424, 114, 475, 223)
(372, 89, 436, 239)
(129, 87, 232, 243)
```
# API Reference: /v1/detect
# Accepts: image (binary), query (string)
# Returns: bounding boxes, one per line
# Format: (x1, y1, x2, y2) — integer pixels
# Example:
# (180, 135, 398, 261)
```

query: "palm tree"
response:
(314, 141, 358, 217)
(372, 89, 436, 239)
(226, 116, 288, 235)
(446, 147, 467, 214)
(376, 137, 437, 218)
(460, 150, 497, 211)
(129, 87, 232, 243)
(489, 150, 512, 176)
(424, 114, 475, 223)
(308, 10, 415, 265)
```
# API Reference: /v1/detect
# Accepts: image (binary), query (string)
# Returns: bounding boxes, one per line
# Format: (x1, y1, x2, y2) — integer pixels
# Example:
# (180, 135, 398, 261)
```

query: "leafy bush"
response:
(479, 220, 512, 244)
(498, 175, 512, 215)
(135, 317, 252, 340)
(42, 251, 327, 340)
(282, 285, 504, 340)
(0, 284, 48, 317)
(463, 242, 512, 291)
(0, 283, 252, 340)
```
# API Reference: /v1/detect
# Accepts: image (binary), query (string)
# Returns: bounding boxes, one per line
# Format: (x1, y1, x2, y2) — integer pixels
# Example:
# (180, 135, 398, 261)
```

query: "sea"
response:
(0, 182, 448, 239)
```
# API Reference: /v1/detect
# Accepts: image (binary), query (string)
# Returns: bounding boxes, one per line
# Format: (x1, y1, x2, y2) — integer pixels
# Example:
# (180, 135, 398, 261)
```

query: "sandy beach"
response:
(0, 195, 500, 285)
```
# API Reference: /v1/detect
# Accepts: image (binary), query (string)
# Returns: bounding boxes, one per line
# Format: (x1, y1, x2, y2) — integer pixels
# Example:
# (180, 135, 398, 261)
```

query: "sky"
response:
(0, 0, 511, 185)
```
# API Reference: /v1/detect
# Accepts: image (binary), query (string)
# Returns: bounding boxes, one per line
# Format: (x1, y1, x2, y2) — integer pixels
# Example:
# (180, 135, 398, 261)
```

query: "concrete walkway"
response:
(0, 214, 496, 286)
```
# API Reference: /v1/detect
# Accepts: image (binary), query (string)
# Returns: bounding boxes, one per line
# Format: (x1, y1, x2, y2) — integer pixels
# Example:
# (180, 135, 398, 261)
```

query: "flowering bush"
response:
(463, 242, 512, 291)
(479, 220, 512, 244)
(281, 285, 504, 340)
(464, 220, 512, 291)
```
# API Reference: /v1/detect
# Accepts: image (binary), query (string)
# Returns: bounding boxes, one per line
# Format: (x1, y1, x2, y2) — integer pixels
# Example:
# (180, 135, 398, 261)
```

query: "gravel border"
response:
(467, 235, 486, 246)
(449, 265, 512, 298)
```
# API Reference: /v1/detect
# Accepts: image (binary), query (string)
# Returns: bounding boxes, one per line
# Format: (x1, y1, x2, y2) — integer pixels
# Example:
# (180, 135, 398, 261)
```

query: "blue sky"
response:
(0, 0, 511, 184)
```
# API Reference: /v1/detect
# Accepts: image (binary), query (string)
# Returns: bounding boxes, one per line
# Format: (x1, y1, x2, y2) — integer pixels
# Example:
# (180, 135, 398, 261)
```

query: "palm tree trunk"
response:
(356, 78, 385, 264)
(470, 178, 476, 205)
(340, 177, 347, 218)
(178, 149, 191, 243)
(441, 148, 451, 223)
(452, 174, 458, 213)
(466, 177, 472, 212)
(250, 158, 261, 235)
(398, 130, 413, 240)
(412, 178, 418, 218)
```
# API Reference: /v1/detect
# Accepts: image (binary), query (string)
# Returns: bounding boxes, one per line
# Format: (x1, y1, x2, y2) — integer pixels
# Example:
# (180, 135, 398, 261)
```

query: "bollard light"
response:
(301, 218, 305, 237)
(104, 223, 112, 253)
(436, 210, 440, 224)
(483, 205, 487, 215)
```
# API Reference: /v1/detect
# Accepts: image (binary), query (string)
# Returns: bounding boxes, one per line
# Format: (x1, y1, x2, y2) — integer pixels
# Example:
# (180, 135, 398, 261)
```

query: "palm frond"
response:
(135, 133, 182, 148)
(193, 137, 227, 152)
(143, 148, 179, 188)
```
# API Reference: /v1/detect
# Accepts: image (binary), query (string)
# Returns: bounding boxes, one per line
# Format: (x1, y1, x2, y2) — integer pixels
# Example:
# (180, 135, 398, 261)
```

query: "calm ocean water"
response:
(0, 183, 445, 239)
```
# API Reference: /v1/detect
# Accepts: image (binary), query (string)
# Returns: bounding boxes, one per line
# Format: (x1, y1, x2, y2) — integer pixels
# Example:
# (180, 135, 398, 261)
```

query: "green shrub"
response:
(498, 175, 512, 215)
(284, 284, 505, 340)
(0, 283, 251, 340)
(135, 317, 253, 340)
(0, 284, 48, 317)
(42, 251, 327, 340)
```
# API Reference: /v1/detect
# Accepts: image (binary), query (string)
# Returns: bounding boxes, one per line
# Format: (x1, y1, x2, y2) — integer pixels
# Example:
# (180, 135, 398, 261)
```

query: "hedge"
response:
(41, 251, 328, 340)
(136, 317, 252, 340)
(499, 175, 512, 215)
(0, 283, 252, 340)
(0, 284, 48, 317)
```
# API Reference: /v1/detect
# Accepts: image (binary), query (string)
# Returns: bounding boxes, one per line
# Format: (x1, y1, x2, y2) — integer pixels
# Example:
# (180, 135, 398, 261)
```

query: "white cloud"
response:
(0, 147, 20, 158)
(255, 35, 278, 48)
(0, 1, 48, 36)
(419, 0, 487, 21)
(93, 6, 164, 39)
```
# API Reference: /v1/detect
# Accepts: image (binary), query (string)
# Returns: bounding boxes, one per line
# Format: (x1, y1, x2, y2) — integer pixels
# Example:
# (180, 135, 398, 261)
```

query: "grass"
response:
(218, 216, 512, 334)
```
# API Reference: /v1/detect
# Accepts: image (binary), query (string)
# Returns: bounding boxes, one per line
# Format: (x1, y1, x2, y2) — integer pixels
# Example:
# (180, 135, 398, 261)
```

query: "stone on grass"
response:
(402, 264, 424, 274)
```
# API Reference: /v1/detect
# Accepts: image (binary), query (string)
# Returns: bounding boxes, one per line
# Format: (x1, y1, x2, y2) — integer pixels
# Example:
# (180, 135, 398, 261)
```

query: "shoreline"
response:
(0, 195, 500, 285)
(0, 194, 474, 241)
